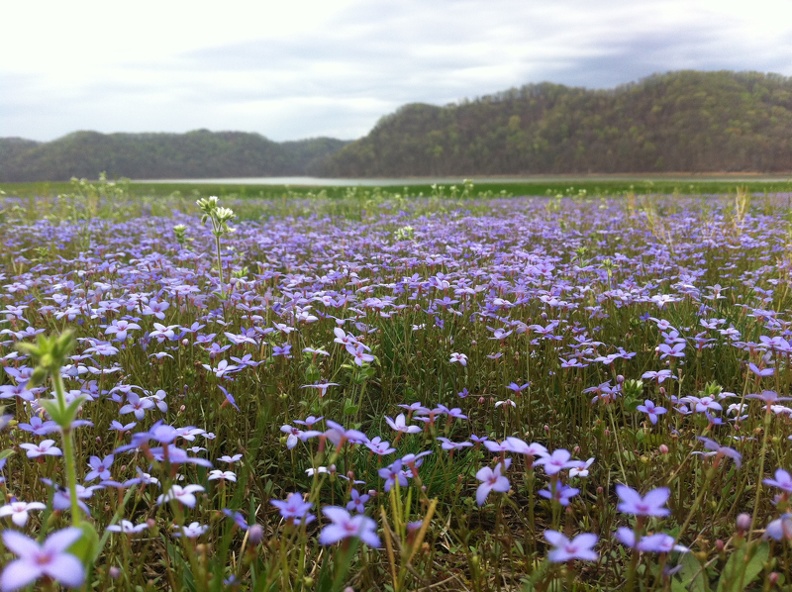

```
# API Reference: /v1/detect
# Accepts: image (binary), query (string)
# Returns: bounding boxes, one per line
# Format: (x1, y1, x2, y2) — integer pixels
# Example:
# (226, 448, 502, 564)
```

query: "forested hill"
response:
(318, 71, 792, 176)
(0, 131, 349, 182)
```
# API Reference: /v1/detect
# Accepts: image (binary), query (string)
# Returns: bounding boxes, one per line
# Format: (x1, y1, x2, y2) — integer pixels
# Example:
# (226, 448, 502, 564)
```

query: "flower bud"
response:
(248, 524, 265, 545)
(736, 513, 752, 533)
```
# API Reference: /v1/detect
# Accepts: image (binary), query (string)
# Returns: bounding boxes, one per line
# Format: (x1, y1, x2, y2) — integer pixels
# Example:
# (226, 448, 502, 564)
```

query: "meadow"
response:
(1, 178, 792, 590)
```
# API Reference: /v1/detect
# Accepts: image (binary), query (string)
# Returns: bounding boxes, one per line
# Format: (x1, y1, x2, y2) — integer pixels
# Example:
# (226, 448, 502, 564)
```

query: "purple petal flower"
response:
(544, 530, 598, 562)
(616, 485, 671, 517)
(319, 506, 381, 548)
(636, 400, 667, 424)
(764, 468, 792, 495)
(475, 461, 511, 506)
(1, 527, 85, 590)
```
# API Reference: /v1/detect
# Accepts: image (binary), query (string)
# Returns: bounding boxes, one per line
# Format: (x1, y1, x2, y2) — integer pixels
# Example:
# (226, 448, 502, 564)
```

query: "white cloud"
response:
(3, 0, 792, 141)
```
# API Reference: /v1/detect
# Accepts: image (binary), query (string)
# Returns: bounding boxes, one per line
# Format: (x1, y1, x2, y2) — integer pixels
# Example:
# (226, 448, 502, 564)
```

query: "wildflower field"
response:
(2, 182, 792, 591)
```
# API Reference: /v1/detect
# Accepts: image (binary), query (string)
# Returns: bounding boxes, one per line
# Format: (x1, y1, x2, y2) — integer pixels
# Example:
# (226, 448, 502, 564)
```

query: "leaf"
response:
(672, 553, 710, 592)
(68, 522, 100, 565)
(715, 542, 769, 592)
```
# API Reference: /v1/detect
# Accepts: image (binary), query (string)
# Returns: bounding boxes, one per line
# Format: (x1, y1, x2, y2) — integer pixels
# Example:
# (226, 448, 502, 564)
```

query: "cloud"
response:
(3, 0, 792, 141)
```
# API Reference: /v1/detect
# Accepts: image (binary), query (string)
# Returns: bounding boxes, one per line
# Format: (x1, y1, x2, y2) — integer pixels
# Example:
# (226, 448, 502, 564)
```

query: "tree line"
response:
(0, 130, 348, 182)
(3, 70, 791, 181)
(318, 70, 792, 176)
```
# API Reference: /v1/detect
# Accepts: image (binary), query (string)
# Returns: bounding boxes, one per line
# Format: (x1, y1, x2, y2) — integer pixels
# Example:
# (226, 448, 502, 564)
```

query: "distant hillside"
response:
(318, 70, 792, 176)
(0, 130, 349, 182)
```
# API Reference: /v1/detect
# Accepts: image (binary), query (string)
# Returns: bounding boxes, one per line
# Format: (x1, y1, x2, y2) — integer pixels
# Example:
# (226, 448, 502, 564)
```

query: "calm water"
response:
(134, 176, 490, 186)
(132, 174, 792, 187)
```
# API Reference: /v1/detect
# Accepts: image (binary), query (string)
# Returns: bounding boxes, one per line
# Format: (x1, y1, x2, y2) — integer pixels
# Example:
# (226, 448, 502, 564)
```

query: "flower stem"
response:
(52, 371, 81, 525)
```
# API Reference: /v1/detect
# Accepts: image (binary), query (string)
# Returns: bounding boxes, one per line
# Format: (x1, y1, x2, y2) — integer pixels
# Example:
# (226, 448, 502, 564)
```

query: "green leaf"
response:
(716, 542, 769, 592)
(673, 553, 710, 592)
(38, 399, 65, 425)
(61, 395, 88, 425)
(69, 522, 100, 565)
(38, 395, 87, 428)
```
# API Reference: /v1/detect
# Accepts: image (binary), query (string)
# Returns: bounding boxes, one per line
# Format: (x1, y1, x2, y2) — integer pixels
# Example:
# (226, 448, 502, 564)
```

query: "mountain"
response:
(0, 130, 349, 182)
(317, 70, 792, 176)
(4, 70, 792, 182)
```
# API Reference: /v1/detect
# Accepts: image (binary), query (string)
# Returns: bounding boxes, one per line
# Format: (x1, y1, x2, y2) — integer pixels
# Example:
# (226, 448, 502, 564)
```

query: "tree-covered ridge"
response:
(318, 70, 792, 176)
(0, 130, 349, 182)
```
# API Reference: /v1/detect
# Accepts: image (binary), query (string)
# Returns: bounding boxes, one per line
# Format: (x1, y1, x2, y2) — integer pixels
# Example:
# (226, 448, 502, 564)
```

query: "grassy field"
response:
(1, 180, 792, 590)
(3, 173, 792, 201)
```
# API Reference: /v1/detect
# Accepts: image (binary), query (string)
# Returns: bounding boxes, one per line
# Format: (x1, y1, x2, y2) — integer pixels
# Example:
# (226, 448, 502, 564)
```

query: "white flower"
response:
(0, 501, 46, 527)
(450, 352, 468, 366)
(208, 470, 237, 482)
(157, 484, 205, 508)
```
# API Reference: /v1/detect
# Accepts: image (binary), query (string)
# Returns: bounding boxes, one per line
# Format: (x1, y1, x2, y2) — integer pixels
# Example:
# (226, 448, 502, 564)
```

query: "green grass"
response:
(3, 174, 792, 200)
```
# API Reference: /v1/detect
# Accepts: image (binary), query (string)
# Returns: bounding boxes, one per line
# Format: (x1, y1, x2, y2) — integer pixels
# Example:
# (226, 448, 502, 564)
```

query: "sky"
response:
(3, 0, 792, 143)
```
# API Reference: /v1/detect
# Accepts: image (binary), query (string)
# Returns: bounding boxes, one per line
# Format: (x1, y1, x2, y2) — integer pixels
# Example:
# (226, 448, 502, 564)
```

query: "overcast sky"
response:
(3, 0, 792, 142)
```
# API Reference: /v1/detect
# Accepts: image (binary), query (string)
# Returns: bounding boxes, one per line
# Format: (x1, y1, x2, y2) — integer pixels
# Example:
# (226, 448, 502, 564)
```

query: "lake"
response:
(131, 174, 792, 187)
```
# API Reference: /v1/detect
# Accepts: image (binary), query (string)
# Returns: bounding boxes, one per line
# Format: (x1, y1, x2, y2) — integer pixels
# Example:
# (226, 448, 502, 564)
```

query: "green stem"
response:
(214, 229, 226, 297)
(676, 463, 716, 544)
(748, 408, 773, 550)
(52, 371, 81, 526)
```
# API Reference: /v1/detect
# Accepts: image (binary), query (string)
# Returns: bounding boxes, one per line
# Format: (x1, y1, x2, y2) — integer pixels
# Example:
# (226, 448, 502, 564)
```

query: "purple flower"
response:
(208, 470, 237, 482)
(157, 484, 205, 508)
(271, 492, 314, 525)
(538, 483, 580, 506)
(765, 469, 792, 494)
(765, 514, 792, 541)
(280, 424, 322, 449)
(1, 527, 85, 590)
(172, 522, 208, 539)
(535, 449, 577, 476)
(218, 385, 240, 411)
(503, 437, 548, 459)
(695, 437, 742, 469)
(569, 457, 595, 478)
(385, 413, 422, 434)
(636, 400, 667, 424)
(85, 454, 114, 482)
(475, 461, 511, 506)
(449, 352, 468, 366)
(637, 533, 688, 553)
(616, 485, 671, 517)
(506, 382, 530, 394)
(346, 489, 371, 514)
(272, 343, 293, 359)
(615, 527, 688, 553)
(351, 344, 374, 366)
(657, 342, 686, 359)
(119, 393, 155, 420)
(437, 437, 473, 451)
(364, 436, 396, 456)
(318, 507, 381, 548)
(106, 520, 149, 534)
(202, 359, 240, 378)
(20, 439, 62, 459)
(17, 416, 59, 436)
(544, 530, 598, 562)
(324, 420, 368, 448)
(378, 460, 409, 492)
(641, 369, 675, 384)
(748, 363, 774, 378)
